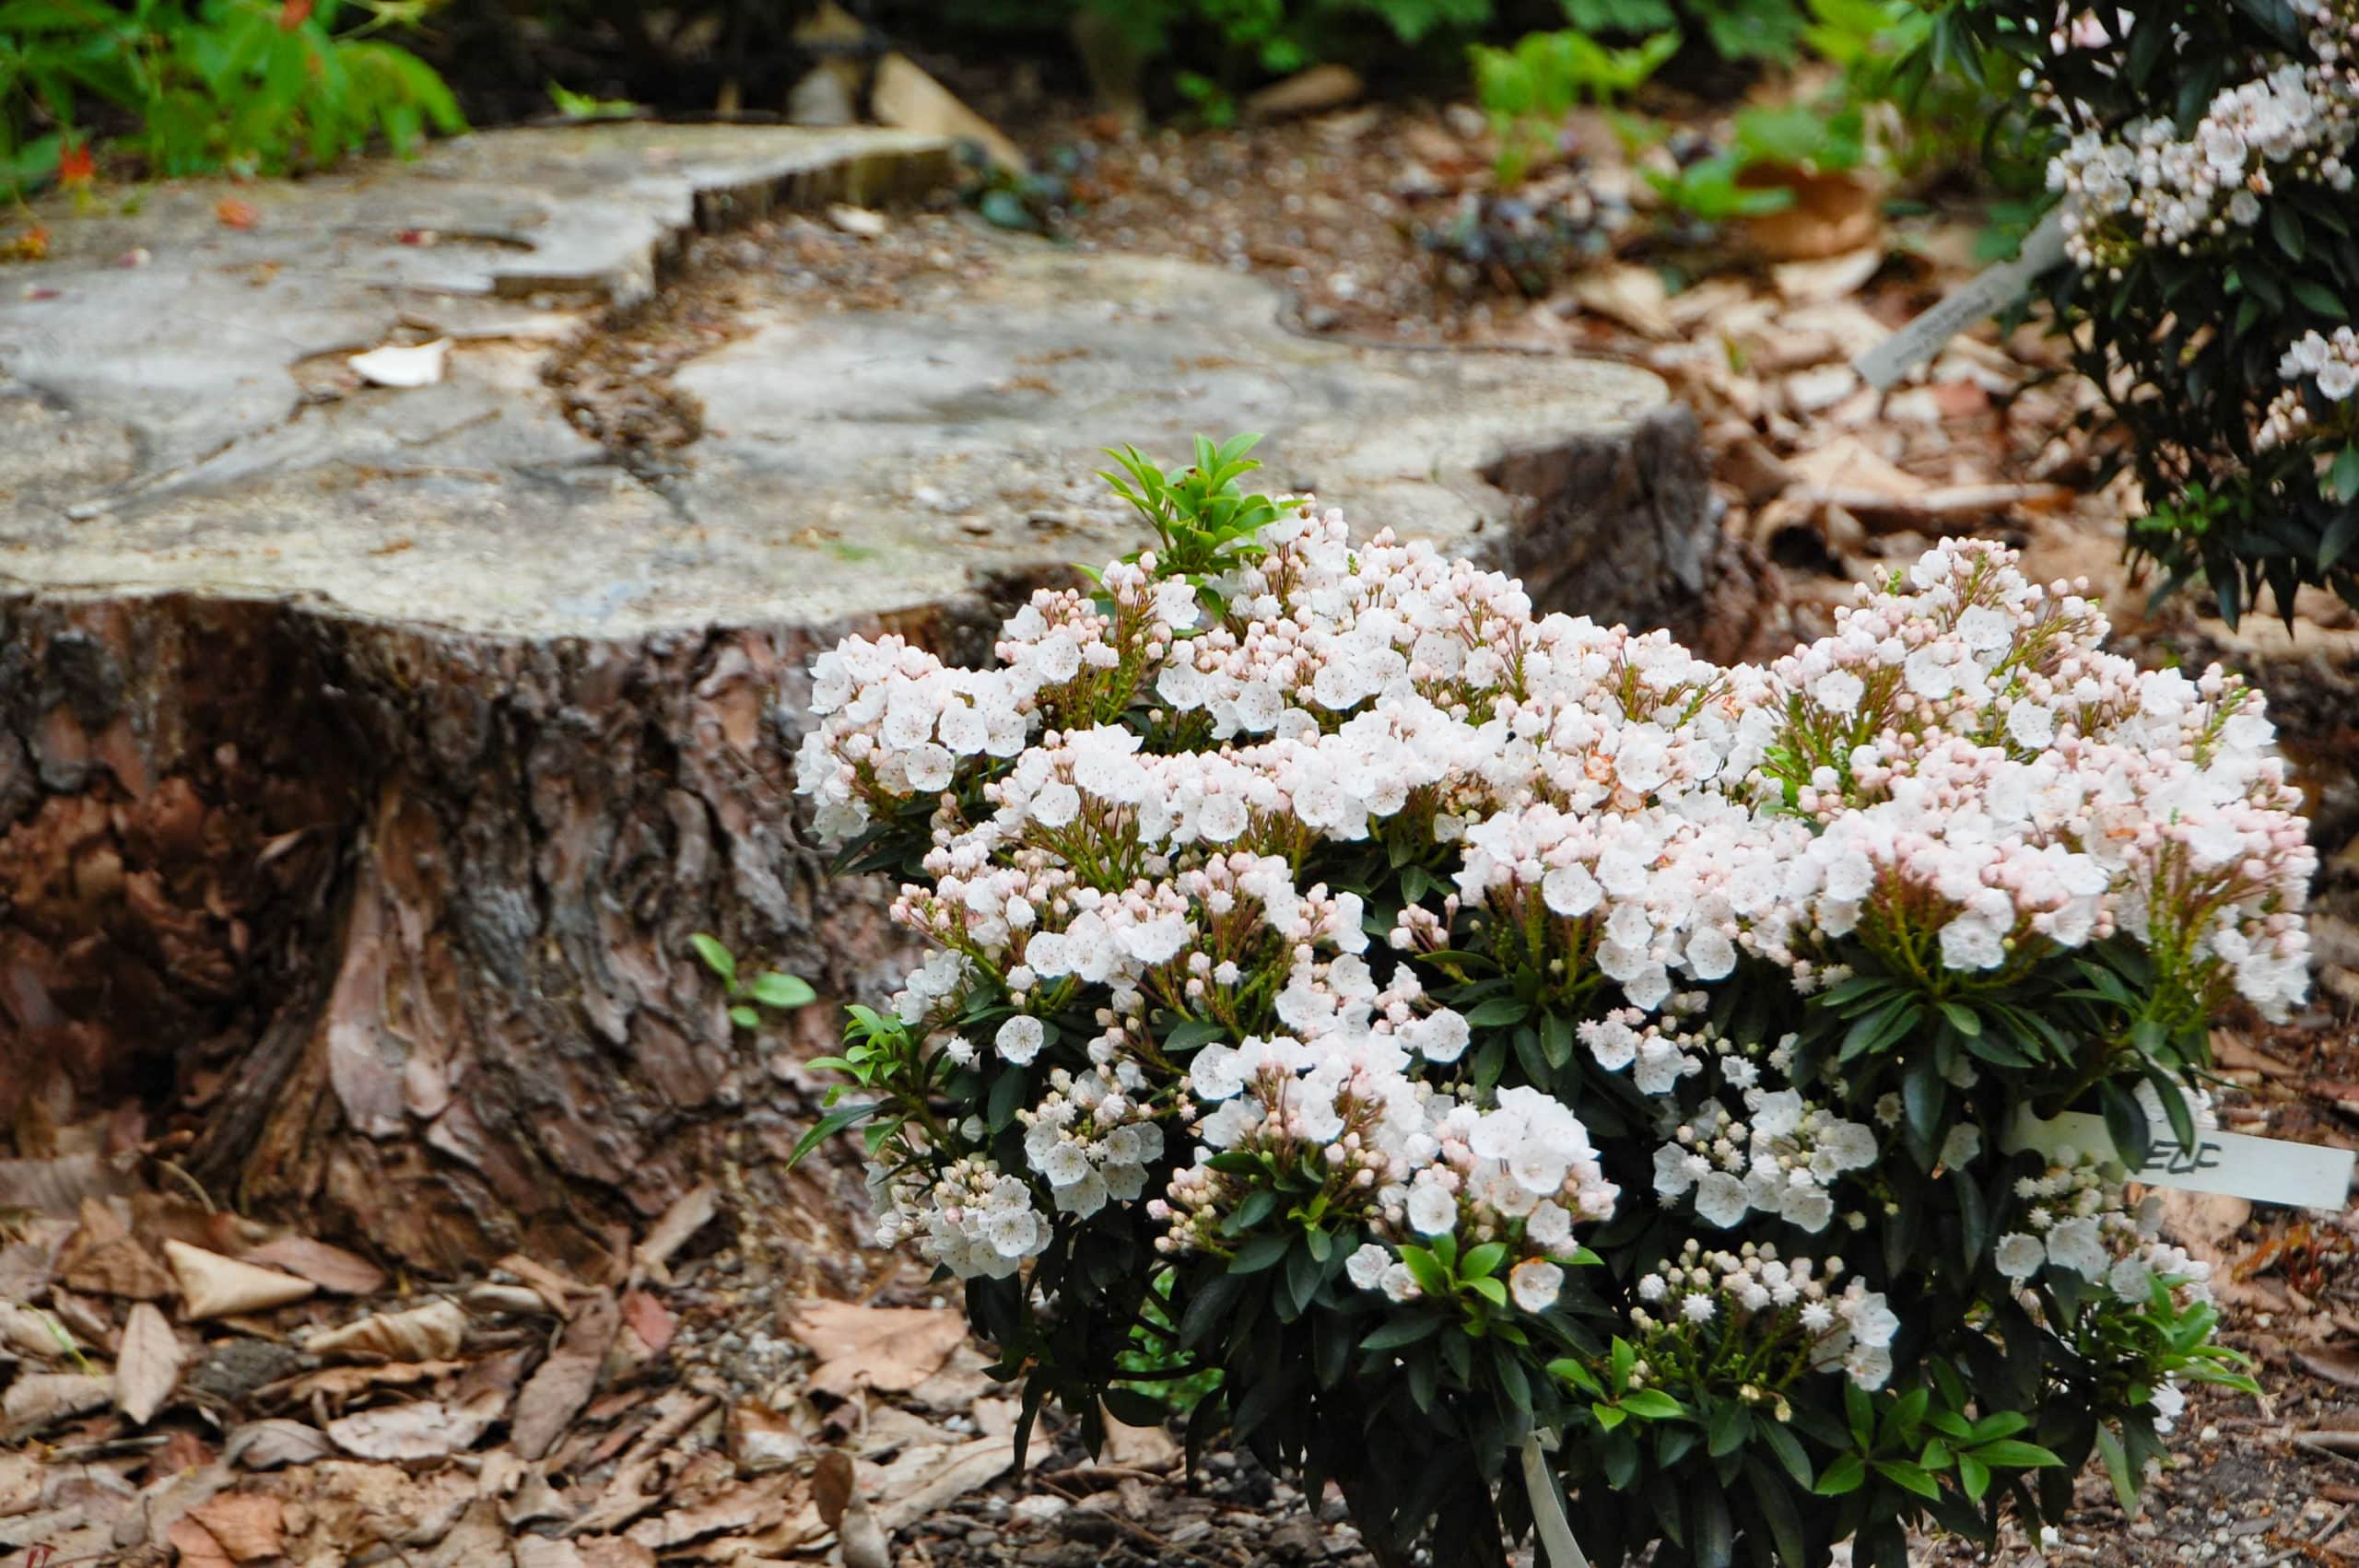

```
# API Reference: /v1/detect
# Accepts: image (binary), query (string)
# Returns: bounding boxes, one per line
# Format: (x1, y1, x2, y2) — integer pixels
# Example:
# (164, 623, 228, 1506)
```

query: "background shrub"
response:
(1, 0, 462, 195)
(1920, 0, 2359, 622)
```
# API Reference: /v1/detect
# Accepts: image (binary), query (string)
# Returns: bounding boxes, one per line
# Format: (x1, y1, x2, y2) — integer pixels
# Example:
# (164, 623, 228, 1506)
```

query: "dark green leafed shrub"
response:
(773, 436, 2304, 1567)
(2, 0, 463, 196)
(1922, 0, 2359, 622)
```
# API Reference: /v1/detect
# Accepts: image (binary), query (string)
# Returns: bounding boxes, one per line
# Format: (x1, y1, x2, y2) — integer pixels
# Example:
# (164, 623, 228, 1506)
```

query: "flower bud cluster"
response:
(1629, 1238, 1897, 1393)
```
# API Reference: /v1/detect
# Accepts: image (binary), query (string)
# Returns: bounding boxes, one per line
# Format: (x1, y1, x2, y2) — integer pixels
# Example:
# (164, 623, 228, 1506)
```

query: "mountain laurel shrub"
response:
(786, 439, 2305, 1567)
(1922, 0, 2359, 621)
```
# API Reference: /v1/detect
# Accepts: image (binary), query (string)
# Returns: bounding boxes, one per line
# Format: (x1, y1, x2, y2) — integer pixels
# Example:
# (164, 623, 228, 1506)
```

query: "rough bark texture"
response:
(1, 587, 1005, 1280)
(1488, 405, 1779, 667)
(0, 414, 1759, 1275)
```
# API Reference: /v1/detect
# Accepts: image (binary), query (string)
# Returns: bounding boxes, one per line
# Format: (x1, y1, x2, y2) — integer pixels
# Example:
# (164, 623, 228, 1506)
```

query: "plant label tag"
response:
(1853, 210, 2069, 390)
(2006, 1109, 2354, 1211)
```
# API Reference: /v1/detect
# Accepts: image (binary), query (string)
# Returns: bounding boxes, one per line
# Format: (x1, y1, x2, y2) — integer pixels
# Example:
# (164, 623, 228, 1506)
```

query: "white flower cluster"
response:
(1630, 1238, 1900, 1391)
(1652, 1087, 1882, 1235)
(868, 1155, 1050, 1280)
(1992, 1148, 2216, 1307)
(1020, 1067, 1167, 1216)
(2044, 4, 2359, 266)
(804, 498, 2308, 1430)
(2259, 325, 2359, 448)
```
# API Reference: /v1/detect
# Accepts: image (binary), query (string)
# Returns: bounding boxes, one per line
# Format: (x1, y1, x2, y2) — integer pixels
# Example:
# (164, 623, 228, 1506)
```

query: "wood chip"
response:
(114, 1301, 183, 1425)
(632, 1184, 719, 1283)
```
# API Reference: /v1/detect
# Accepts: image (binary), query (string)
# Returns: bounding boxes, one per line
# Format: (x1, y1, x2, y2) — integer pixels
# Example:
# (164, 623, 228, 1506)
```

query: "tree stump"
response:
(0, 128, 1770, 1275)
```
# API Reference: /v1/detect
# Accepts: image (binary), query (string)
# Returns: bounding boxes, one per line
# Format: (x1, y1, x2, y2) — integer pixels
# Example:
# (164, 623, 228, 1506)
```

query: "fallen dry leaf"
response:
(0, 1153, 139, 1218)
(1741, 166, 1883, 262)
(792, 1299, 968, 1396)
(325, 1392, 501, 1460)
(240, 1235, 385, 1295)
(186, 1491, 285, 1562)
(1102, 1407, 1181, 1471)
(304, 1296, 467, 1362)
(0, 1451, 41, 1513)
(57, 1196, 174, 1299)
(165, 1240, 315, 1319)
(1567, 264, 1672, 339)
(214, 196, 258, 229)
(812, 1448, 855, 1530)
(511, 1289, 619, 1460)
(618, 1289, 675, 1355)
(224, 1418, 335, 1469)
(2297, 1347, 2359, 1389)
(114, 1300, 184, 1425)
(1772, 247, 1884, 305)
(0, 1300, 76, 1361)
(3, 1372, 110, 1440)
(870, 1436, 1019, 1533)
(169, 1514, 237, 1568)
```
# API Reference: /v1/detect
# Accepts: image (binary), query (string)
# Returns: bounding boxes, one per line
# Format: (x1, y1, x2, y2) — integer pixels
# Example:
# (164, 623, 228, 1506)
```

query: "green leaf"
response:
(1619, 1389, 1685, 1421)
(728, 1005, 759, 1029)
(785, 1100, 880, 1170)
(2295, 279, 2350, 319)
(749, 972, 816, 1010)
(2271, 200, 2306, 262)
(1758, 1418, 1813, 1488)
(1463, 997, 1531, 1028)
(1227, 1235, 1292, 1275)
(2330, 447, 2359, 509)
(1363, 1315, 1446, 1352)
(1871, 1459, 1942, 1501)
(1970, 1439, 2065, 1469)
(1813, 1453, 1868, 1496)
(689, 933, 735, 985)
(1461, 1242, 1509, 1280)
(2094, 1425, 2138, 1511)
(1956, 1450, 1991, 1504)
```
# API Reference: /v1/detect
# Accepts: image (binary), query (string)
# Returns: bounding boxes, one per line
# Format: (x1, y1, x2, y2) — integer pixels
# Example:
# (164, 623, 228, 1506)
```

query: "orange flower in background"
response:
(56, 141, 95, 190)
(279, 0, 313, 28)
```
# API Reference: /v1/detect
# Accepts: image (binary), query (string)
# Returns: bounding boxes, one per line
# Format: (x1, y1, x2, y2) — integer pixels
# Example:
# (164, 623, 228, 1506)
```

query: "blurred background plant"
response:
(1916, 0, 2359, 623)
(2, 0, 462, 198)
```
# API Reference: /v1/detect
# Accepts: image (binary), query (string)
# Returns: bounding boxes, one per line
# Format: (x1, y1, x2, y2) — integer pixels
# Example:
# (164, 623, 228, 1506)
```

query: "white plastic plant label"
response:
(1853, 210, 2070, 390)
(2007, 1109, 2355, 1211)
